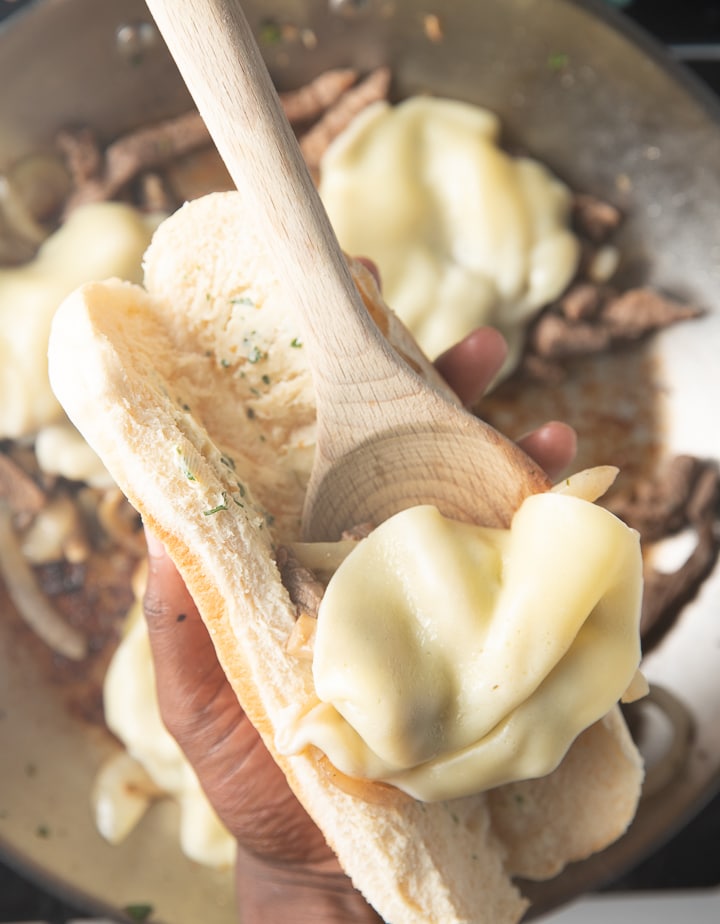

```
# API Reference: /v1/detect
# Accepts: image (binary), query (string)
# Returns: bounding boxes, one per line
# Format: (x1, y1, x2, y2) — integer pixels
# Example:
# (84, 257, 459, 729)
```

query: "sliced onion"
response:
(97, 487, 145, 558)
(0, 503, 87, 660)
(551, 465, 619, 503)
(288, 538, 357, 578)
(92, 749, 162, 845)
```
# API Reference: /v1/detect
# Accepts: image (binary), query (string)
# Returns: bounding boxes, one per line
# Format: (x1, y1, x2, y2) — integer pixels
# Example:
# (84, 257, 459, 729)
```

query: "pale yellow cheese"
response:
(34, 421, 114, 488)
(279, 493, 642, 801)
(100, 599, 237, 868)
(319, 97, 580, 373)
(0, 202, 158, 443)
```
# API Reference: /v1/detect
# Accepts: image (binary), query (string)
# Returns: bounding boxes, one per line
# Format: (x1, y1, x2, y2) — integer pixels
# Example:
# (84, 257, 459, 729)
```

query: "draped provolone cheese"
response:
(319, 97, 580, 374)
(98, 599, 236, 868)
(0, 201, 158, 447)
(279, 493, 643, 801)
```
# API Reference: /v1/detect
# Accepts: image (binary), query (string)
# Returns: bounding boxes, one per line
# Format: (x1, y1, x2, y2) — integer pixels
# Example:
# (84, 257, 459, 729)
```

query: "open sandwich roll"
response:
(48, 191, 643, 924)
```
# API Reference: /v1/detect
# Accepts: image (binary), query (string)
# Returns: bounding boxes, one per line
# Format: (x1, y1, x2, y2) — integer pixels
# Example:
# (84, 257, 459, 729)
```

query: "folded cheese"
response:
(319, 96, 580, 374)
(280, 493, 643, 801)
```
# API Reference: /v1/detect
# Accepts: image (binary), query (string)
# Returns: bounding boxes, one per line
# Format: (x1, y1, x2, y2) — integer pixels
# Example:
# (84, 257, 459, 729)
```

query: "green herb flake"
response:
(290, 337, 303, 348)
(261, 374, 271, 385)
(547, 51, 569, 72)
(220, 358, 231, 368)
(175, 447, 197, 482)
(231, 295, 255, 307)
(247, 345, 267, 364)
(259, 19, 283, 44)
(203, 493, 229, 517)
(36, 824, 51, 838)
(124, 903, 155, 922)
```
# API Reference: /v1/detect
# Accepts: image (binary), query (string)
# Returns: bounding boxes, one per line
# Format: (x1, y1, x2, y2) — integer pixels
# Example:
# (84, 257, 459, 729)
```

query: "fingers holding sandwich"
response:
(435, 326, 577, 479)
(142, 529, 331, 865)
(517, 421, 576, 482)
(434, 325, 508, 406)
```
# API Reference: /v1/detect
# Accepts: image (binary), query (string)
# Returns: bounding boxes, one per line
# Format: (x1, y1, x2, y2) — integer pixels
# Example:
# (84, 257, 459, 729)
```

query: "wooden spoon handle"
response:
(145, 0, 402, 395)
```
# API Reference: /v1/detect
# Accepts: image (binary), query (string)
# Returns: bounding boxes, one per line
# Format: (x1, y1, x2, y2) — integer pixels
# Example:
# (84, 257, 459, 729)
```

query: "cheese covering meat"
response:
(319, 96, 580, 373)
(0, 201, 158, 483)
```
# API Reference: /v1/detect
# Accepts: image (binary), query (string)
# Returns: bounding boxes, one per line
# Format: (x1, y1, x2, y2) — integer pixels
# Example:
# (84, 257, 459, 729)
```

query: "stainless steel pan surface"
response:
(1, 1, 719, 921)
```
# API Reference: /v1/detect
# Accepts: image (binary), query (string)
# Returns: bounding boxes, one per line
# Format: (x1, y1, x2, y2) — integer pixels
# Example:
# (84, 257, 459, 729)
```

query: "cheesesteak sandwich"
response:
(48, 190, 645, 924)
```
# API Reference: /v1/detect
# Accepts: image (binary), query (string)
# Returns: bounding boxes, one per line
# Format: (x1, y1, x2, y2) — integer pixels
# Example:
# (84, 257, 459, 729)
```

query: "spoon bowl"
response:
(145, 0, 551, 539)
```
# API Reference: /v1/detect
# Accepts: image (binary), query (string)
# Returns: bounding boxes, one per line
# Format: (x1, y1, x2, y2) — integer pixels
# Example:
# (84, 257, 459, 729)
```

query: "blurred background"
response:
(0, 0, 719, 921)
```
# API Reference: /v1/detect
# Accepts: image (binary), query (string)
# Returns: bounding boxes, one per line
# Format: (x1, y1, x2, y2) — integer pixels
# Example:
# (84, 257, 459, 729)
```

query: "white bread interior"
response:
(48, 191, 643, 924)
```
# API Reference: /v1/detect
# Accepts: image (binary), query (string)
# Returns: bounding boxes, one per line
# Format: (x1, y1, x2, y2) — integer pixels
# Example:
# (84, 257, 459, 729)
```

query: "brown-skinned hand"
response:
(143, 324, 576, 924)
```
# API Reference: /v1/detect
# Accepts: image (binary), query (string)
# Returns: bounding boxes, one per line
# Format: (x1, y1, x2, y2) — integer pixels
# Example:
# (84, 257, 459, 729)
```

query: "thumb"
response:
(142, 527, 228, 735)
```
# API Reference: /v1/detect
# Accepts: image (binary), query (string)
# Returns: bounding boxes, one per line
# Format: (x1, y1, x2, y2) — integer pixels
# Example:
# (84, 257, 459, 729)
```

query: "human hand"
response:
(142, 326, 576, 924)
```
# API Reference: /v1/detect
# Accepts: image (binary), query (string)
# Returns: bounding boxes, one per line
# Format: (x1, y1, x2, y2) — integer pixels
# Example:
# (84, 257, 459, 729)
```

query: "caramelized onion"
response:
(0, 503, 87, 660)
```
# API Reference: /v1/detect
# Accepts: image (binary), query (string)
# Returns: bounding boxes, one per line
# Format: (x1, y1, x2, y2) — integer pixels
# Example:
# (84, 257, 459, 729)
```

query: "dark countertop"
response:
(1, 0, 720, 920)
(0, 861, 89, 923)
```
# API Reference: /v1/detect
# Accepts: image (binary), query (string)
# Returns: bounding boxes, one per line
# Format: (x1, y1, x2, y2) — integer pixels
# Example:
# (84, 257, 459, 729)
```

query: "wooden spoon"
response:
(144, 0, 551, 539)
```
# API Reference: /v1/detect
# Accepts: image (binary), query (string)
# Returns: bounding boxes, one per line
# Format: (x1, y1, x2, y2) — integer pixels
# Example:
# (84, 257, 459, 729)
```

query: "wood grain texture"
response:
(144, 0, 550, 538)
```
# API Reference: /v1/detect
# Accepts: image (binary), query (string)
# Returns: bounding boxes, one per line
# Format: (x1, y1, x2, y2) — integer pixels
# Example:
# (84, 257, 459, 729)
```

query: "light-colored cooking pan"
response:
(1, 1, 719, 921)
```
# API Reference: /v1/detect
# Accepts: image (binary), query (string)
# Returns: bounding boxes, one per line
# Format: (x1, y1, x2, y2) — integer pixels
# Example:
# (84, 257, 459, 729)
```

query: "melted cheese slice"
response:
(0, 201, 157, 442)
(100, 599, 236, 868)
(319, 97, 580, 373)
(279, 493, 642, 801)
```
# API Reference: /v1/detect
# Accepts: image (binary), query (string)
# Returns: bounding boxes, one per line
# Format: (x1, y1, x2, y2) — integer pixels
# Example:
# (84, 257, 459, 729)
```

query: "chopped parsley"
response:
(204, 493, 229, 516)
(124, 904, 155, 922)
(259, 18, 283, 43)
(547, 51, 569, 72)
(247, 345, 267, 363)
(175, 447, 197, 481)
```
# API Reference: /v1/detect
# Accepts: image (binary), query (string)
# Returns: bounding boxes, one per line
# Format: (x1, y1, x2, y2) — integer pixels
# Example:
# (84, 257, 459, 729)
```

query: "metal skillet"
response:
(0, 0, 719, 921)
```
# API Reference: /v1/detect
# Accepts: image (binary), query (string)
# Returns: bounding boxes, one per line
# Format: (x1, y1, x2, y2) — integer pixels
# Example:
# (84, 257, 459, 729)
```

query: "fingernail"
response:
(144, 525, 166, 560)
